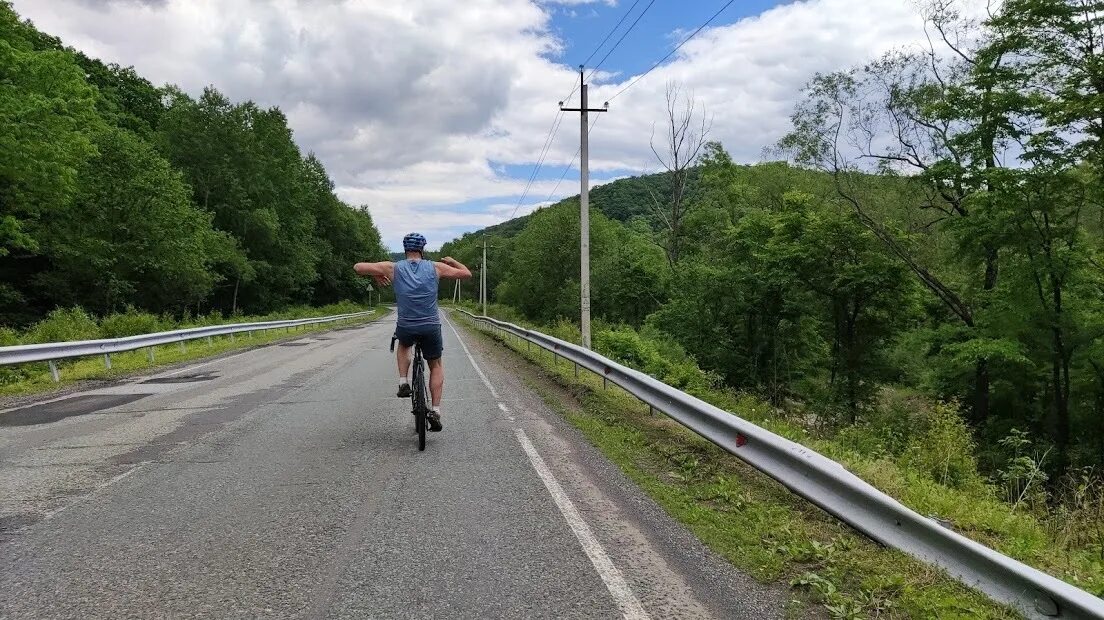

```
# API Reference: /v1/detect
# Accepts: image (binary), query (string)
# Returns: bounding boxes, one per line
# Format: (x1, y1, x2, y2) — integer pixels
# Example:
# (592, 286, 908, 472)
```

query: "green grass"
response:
(0, 304, 387, 398)
(454, 310, 1031, 619)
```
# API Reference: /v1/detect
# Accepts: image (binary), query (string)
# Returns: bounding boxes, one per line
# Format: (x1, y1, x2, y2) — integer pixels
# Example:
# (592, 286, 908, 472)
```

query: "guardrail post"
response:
(207, 336, 213, 345)
(147, 347, 154, 363)
(229, 332, 235, 342)
(179, 341, 186, 353)
(104, 353, 111, 370)
(603, 375, 607, 390)
(574, 362, 578, 378)
(48, 360, 59, 382)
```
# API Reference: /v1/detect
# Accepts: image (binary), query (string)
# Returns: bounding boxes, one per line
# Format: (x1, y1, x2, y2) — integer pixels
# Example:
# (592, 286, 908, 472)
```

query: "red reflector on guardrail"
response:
(736, 433, 747, 447)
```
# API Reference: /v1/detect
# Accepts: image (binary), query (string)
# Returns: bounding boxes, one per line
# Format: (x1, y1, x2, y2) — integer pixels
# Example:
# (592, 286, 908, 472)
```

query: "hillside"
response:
(459, 169, 702, 244)
(443, 160, 841, 250)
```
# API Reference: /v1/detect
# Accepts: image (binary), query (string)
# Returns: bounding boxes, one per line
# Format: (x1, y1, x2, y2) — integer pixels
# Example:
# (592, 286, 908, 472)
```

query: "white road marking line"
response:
(37, 464, 146, 525)
(448, 312, 643, 613)
(101, 464, 143, 488)
(515, 429, 650, 620)
(443, 314, 500, 400)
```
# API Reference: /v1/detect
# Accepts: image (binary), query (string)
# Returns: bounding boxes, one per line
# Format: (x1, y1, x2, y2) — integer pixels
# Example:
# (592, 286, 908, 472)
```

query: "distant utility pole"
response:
(560, 65, 608, 349)
(481, 234, 488, 316)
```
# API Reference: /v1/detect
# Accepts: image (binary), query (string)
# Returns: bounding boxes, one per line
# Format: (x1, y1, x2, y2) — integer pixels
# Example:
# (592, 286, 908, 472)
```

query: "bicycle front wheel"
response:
(412, 360, 427, 452)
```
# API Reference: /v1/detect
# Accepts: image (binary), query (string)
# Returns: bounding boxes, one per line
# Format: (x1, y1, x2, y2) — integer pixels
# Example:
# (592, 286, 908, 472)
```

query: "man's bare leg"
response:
(397, 343, 412, 378)
(396, 343, 412, 397)
(427, 358, 444, 407)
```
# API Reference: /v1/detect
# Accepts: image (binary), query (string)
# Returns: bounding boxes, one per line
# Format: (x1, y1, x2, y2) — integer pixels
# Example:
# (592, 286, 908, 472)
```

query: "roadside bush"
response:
(834, 389, 983, 492)
(99, 307, 168, 338)
(834, 388, 932, 459)
(25, 307, 101, 344)
(541, 317, 582, 343)
(0, 327, 27, 385)
(594, 326, 719, 395)
(180, 310, 226, 328)
(1050, 468, 1104, 561)
(899, 400, 982, 491)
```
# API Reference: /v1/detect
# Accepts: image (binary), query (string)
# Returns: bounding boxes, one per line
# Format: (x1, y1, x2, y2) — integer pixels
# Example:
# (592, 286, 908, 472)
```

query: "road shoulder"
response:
(448, 313, 792, 620)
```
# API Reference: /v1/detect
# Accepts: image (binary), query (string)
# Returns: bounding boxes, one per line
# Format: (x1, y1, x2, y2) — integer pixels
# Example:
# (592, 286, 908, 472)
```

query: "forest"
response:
(0, 2, 386, 328)
(442, 0, 1104, 484)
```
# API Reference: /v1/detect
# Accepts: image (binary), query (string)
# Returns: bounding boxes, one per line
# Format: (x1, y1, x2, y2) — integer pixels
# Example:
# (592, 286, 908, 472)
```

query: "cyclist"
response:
(354, 233, 472, 431)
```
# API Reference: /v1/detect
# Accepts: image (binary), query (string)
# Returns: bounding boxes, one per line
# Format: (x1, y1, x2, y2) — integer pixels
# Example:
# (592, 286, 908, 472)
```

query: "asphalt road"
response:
(0, 311, 784, 619)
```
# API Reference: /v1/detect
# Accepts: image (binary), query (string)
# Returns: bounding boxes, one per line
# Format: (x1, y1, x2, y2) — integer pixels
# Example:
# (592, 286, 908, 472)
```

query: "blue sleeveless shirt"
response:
(394, 259, 440, 328)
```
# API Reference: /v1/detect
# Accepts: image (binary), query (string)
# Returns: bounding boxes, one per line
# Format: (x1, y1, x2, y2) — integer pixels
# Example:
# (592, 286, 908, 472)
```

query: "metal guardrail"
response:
(0, 310, 375, 382)
(455, 309, 1104, 620)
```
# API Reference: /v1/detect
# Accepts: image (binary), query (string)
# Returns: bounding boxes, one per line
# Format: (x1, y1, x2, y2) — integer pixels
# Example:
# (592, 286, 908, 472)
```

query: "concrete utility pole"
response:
(481, 235, 488, 316)
(560, 66, 608, 349)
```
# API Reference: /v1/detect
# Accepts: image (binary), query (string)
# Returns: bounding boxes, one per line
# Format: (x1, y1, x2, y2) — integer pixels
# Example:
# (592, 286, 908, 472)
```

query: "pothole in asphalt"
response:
(0, 513, 37, 532)
(0, 394, 151, 427)
(279, 342, 311, 347)
(141, 372, 219, 384)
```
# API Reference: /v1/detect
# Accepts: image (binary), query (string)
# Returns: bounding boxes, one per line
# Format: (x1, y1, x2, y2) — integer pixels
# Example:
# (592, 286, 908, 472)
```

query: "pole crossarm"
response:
(559, 106, 609, 113)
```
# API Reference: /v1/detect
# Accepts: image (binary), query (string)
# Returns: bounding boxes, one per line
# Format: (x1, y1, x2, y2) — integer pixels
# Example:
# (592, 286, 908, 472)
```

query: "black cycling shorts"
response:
(395, 324, 444, 360)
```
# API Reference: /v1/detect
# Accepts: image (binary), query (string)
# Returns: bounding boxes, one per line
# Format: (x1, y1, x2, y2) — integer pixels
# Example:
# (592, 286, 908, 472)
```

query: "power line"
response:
(546, 149, 579, 204)
(582, 0, 644, 69)
(562, 1, 646, 106)
(545, 115, 602, 203)
(509, 109, 567, 220)
(586, 0, 659, 82)
(609, 0, 735, 101)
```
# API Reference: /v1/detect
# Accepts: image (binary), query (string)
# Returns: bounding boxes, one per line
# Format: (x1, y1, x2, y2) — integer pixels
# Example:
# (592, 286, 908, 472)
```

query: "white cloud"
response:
(12, 0, 959, 249)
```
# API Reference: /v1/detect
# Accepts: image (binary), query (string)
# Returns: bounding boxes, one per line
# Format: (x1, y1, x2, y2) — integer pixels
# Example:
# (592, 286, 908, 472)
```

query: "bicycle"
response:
(391, 334, 430, 451)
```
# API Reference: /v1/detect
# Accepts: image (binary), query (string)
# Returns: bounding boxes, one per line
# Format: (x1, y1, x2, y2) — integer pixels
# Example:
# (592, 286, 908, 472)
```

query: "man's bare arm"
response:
(353, 261, 395, 286)
(435, 256, 472, 280)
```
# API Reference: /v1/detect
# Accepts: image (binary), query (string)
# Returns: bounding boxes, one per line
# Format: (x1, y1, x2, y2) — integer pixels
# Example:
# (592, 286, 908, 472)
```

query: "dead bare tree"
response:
(649, 82, 712, 267)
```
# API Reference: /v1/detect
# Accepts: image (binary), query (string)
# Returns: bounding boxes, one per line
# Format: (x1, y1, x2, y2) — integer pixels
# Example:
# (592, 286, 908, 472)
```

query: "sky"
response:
(11, 0, 949, 251)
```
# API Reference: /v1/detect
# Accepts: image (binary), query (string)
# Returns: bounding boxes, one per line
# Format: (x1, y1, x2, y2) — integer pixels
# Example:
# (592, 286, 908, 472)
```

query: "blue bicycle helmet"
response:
(402, 232, 427, 254)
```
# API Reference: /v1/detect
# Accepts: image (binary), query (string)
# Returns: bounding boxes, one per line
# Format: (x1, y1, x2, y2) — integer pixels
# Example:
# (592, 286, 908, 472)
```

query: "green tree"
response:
(36, 127, 236, 314)
(0, 2, 100, 316)
(650, 191, 912, 414)
(771, 193, 914, 416)
(305, 155, 386, 304)
(779, 2, 1020, 427)
(158, 88, 320, 312)
(74, 53, 164, 137)
(497, 203, 667, 327)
